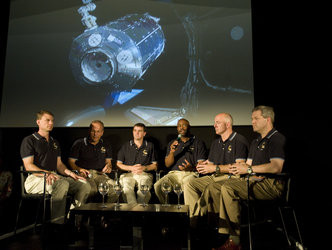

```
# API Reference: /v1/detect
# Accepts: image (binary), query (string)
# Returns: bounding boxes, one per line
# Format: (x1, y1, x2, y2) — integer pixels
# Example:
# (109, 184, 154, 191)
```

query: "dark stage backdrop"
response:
(1, 1, 324, 248)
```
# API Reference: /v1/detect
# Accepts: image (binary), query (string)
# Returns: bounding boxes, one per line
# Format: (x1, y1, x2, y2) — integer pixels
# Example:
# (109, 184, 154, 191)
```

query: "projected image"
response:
(68, 1, 166, 125)
(1, 0, 254, 127)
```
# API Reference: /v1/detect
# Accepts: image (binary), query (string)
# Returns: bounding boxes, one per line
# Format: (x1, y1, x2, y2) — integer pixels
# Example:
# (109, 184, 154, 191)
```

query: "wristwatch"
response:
(247, 166, 253, 174)
(215, 165, 220, 175)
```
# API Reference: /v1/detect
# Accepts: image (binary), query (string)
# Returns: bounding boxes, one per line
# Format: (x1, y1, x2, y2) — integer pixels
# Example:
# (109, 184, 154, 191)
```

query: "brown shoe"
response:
(213, 238, 241, 250)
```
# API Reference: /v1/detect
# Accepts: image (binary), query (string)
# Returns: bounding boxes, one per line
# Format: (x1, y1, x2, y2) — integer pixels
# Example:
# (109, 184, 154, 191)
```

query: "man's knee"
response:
(55, 178, 70, 193)
(81, 182, 91, 194)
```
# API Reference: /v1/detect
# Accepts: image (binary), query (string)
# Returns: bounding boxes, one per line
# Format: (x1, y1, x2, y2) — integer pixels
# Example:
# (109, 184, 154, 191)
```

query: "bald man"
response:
(184, 113, 249, 221)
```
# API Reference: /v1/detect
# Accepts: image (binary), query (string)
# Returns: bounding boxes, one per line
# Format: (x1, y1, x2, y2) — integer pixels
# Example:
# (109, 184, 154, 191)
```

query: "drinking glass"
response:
(161, 180, 172, 206)
(98, 181, 110, 208)
(174, 183, 183, 209)
(114, 183, 122, 208)
(139, 180, 150, 207)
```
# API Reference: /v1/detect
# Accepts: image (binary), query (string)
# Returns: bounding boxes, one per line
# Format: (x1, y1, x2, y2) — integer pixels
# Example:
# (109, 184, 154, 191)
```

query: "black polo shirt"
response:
(69, 137, 112, 171)
(208, 132, 249, 165)
(248, 128, 286, 166)
(117, 140, 157, 167)
(166, 136, 207, 171)
(20, 132, 61, 172)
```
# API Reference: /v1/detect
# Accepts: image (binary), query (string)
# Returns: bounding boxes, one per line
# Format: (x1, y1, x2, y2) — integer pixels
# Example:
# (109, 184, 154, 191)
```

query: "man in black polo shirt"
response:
(117, 123, 157, 205)
(210, 106, 286, 250)
(68, 120, 117, 202)
(154, 118, 207, 204)
(20, 110, 91, 224)
(183, 113, 249, 221)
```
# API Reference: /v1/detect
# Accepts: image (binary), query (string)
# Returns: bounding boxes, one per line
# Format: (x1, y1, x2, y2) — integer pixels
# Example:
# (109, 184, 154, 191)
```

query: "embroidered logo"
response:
(100, 147, 106, 154)
(258, 141, 266, 151)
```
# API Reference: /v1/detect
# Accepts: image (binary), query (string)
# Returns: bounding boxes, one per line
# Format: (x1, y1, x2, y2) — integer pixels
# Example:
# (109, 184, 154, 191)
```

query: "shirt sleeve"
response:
(247, 139, 256, 161)
(20, 136, 34, 159)
(149, 143, 157, 163)
(235, 135, 249, 161)
(165, 140, 174, 157)
(105, 142, 113, 159)
(269, 134, 286, 160)
(69, 140, 81, 160)
(195, 139, 207, 162)
(117, 144, 126, 163)
(207, 140, 218, 163)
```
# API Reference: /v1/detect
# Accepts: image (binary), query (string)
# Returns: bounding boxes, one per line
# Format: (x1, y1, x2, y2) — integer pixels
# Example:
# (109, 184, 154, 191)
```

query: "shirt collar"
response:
(33, 132, 53, 141)
(257, 128, 278, 142)
(219, 132, 237, 144)
(130, 140, 148, 147)
(84, 137, 103, 146)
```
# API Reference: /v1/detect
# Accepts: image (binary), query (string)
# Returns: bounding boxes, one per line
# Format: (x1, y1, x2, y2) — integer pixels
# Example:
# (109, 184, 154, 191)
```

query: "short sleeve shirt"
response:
(248, 128, 286, 166)
(208, 132, 249, 165)
(69, 137, 112, 171)
(166, 136, 207, 171)
(20, 132, 61, 172)
(117, 140, 157, 167)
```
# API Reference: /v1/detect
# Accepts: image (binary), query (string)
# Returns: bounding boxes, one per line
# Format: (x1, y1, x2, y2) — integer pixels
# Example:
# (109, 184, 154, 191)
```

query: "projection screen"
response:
(0, 0, 254, 127)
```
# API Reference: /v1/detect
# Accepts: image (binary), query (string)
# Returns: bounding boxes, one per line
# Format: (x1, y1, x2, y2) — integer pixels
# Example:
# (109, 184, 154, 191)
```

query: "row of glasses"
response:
(98, 181, 122, 208)
(98, 179, 184, 209)
(161, 179, 183, 208)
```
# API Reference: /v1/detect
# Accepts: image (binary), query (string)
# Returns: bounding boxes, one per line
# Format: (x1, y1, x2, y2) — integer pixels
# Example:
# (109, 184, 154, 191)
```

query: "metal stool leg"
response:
(14, 199, 23, 234)
(246, 175, 253, 250)
(278, 206, 291, 247)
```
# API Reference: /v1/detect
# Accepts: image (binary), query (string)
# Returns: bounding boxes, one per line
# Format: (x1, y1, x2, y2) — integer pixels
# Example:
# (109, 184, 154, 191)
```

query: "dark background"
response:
(0, 1, 327, 249)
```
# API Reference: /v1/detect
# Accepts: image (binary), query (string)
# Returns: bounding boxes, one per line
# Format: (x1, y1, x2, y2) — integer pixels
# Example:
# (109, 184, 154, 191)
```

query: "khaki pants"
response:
(154, 170, 198, 204)
(209, 177, 284, 236)
(184, 174, 232, 218)
(25, 174, 91, 224)
(119, 172, 153, 204)
(86, 170, 117, 202)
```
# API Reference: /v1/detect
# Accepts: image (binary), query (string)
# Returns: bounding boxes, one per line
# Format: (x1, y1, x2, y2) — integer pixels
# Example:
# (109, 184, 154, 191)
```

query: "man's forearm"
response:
(165, 153, 174, 168)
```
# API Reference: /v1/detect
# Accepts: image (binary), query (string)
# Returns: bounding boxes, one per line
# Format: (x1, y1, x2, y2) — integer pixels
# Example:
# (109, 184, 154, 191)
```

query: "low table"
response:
(70, 203, 190, 250)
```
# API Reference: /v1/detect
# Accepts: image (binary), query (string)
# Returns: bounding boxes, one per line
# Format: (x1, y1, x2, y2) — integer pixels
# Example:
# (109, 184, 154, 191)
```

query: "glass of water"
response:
(173, 183, 183, 209)
(161, 180, 172, 206)
(98, 181, 110, 208)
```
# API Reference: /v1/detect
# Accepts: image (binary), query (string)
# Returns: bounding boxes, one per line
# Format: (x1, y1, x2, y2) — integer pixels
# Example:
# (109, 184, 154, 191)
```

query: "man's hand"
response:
(170, 140, 179, 153)
(46, 172, 60, 185)
(65, 169, 87, 181)
(102, 164, 112, 174)
(229, 162, 248, 176)
(79, 168, 90, 178)
(178, 159, 194, 171)
(131, 164, 145, 174)
(196, 160, 216, 175)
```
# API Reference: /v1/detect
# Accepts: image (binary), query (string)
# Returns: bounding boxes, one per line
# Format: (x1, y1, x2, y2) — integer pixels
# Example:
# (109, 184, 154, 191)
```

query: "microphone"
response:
(172, 134, 182, 150)
(172, 134, 181, 150)
(177, 134, 182, 142)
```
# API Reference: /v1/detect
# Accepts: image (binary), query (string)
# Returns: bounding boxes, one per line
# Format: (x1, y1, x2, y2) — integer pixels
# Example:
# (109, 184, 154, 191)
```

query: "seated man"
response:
(209, 106, 286, 250)
(184, 113, 248, 223)
(154, 118, 207, 204)
(20, 110, 91, 224)
(117, 123, 157, 205)
(68, 120, 117, 202)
